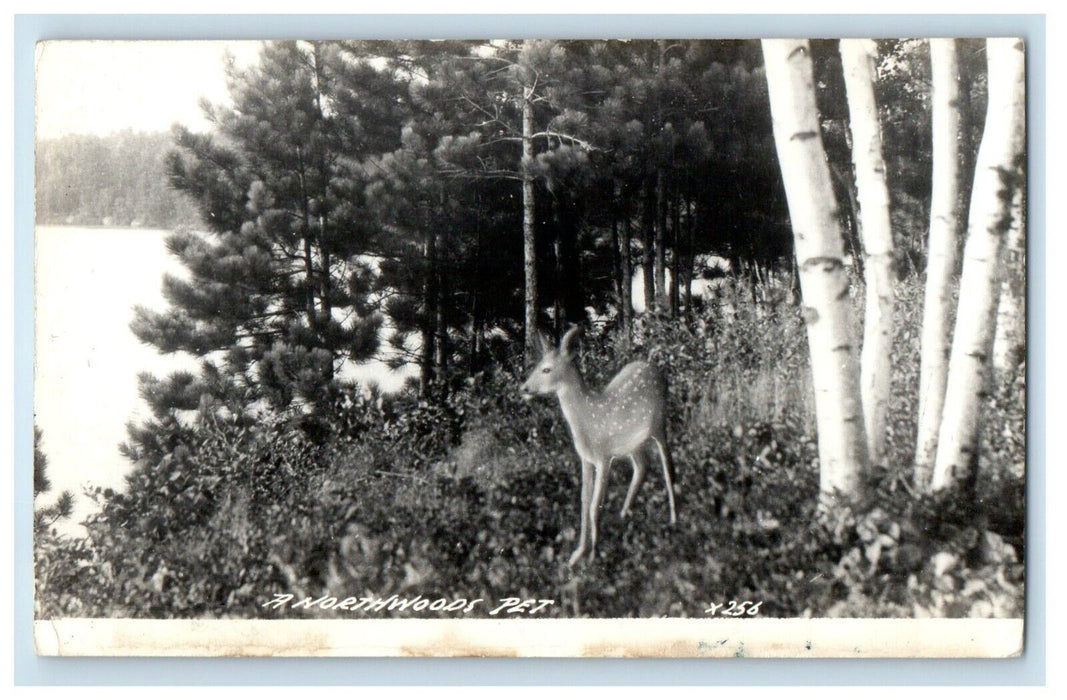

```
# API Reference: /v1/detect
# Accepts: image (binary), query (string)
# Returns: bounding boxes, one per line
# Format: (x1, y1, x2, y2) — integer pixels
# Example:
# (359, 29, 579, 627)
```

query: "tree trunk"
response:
(684, 195, 694, 314)
(642, 177, 655, 313)
(469, 309, 482, 375)
(609, 185, 628, 339)
(669, 187, 681, 316)
(522, 82, 538, 364)
(319, 213, 334, 380)
(435, 262, 449, 394)
(552, 229, 563, 334)
(992, 185, 1026, 379)
(789, 254, 801, 306)
(830, 162, 866, 281)
(655, 168, 667, 310)
(653, 38, 668, 312)
(840, 38, 895, 467)
(610, 191, 623, 316)
(302, 234, 316, 328)
(311, 43, 333, 331)
(915, 38, 963, 485)
(421, 230, 438, 396)
(552, 189, 583, 333)
(932, 38, 1026, 492)
(621, 214, 633, 342)
(319, 213, 331, 316)
(762, 38, 869, 503)
(296, 153, 317, 330)
(469, 204, 485, 375)
(957, 44, 979, 242)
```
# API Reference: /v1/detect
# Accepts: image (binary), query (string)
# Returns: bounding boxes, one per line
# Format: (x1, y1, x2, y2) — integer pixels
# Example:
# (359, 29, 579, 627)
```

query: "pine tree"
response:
(34, 426, 51, 496)
(129, 42, 398, 439)
(360, 41, 531, 391)
(33, 427, 73, 532)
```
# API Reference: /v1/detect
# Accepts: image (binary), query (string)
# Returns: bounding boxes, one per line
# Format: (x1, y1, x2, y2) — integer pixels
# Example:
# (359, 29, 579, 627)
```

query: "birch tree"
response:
(932, 38, 1026, 491)
(914, 38, 963, 487)
(992, 185, 1026, 379)
(840, 39, 895, 467)
(762, 39, 869, 502)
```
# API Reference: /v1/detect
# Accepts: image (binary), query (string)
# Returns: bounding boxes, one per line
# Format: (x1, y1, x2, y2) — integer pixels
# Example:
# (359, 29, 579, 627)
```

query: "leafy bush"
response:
(34, 274, 1025, 619)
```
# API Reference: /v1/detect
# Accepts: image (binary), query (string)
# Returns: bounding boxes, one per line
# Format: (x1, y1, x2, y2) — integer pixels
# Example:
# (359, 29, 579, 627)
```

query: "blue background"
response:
(13, 13, 1046, 685)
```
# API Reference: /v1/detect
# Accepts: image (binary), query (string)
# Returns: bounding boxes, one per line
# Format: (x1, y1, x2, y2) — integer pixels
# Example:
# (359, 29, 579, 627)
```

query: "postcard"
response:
(32, 37, 1026, 657)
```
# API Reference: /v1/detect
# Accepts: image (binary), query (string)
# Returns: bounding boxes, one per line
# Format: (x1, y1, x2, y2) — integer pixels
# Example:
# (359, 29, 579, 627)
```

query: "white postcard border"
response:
(35, 618, 1023, 658)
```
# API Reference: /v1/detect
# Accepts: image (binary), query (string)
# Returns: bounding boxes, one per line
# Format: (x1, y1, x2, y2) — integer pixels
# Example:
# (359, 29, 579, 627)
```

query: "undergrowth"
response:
(34, 275, 1025, 619)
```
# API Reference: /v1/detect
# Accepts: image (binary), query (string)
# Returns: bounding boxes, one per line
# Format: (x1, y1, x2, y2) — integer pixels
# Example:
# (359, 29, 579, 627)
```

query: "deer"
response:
(520, 325, 677, 566)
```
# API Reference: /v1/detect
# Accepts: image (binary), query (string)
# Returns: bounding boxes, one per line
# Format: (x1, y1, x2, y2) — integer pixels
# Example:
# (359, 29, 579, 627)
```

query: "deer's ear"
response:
(535, 330, 553, 356)
(560, 325, 582, 356)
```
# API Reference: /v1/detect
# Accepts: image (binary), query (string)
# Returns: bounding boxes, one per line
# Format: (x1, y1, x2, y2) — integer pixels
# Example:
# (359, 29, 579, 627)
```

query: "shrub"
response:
(34, 274, 1025, 620)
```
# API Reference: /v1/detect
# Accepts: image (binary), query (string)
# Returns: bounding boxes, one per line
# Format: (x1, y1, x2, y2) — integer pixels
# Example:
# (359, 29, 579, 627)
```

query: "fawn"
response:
(521, 326, 677, 565)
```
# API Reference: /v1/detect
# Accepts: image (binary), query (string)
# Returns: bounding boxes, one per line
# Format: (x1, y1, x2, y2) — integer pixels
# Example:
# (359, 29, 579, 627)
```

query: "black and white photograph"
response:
(32, 36, 1027, 657)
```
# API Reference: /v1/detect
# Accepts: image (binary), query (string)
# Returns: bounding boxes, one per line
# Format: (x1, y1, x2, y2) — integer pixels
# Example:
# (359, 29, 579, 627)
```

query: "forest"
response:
(34, 39, 1026, 620)
(35, 129, 201, 228)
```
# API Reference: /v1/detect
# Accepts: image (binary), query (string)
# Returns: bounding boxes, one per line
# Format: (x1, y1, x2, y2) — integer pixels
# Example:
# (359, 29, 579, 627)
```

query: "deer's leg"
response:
(621, 452, 646, 519)
(651, 435, 678, 525)
(569, 460, 594, 566)
(587, 459, 611, 561)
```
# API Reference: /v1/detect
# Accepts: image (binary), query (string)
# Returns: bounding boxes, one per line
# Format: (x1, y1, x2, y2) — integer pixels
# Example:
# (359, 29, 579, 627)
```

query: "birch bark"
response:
(915, 38, 963, 486)
(762, 39, 869, 502)
(932, 38, 1026, 491)
(840, 38, 895, 467)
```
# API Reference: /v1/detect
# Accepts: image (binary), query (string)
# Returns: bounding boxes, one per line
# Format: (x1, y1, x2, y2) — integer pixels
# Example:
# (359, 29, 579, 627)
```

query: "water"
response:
(34, 227, 188, 533)
(34, 226, 411, 535)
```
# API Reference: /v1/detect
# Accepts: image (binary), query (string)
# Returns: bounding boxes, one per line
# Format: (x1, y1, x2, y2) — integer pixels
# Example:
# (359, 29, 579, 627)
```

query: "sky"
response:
(35, 40, 264, 139)
(33, 41, 414, 533)
(34, 42, 260, 531)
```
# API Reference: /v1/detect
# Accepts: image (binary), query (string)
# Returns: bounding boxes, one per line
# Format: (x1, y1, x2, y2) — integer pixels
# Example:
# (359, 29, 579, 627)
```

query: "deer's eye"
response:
(542, 367, 552, 374)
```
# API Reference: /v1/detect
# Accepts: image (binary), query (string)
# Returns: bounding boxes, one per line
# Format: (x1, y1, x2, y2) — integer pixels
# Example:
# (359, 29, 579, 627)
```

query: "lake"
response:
(34, 226, 411, 534)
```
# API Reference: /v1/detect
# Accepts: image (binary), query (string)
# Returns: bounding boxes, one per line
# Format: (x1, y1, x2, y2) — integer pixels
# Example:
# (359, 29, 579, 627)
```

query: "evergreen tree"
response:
(123, 39, 814, 446)
(33, 428, 73, 532)
(360, 41, 523, 392)
(34, 426, 51, 496)
(128, 41, 399, 448)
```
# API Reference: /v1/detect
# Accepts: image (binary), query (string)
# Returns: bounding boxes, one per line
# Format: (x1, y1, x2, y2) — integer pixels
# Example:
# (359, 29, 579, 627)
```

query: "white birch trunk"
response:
(932, 38, 1026, 491)
(840, 39, 895, 467)
(992, 185, 1026, 379)
(914, 38, 963, 488)
(762, 39, 869, 503)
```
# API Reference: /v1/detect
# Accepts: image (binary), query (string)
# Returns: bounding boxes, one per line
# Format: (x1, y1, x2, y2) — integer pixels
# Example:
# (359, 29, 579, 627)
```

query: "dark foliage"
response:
(33, 428, 74, 538)
(35, 279, 1024, 619)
